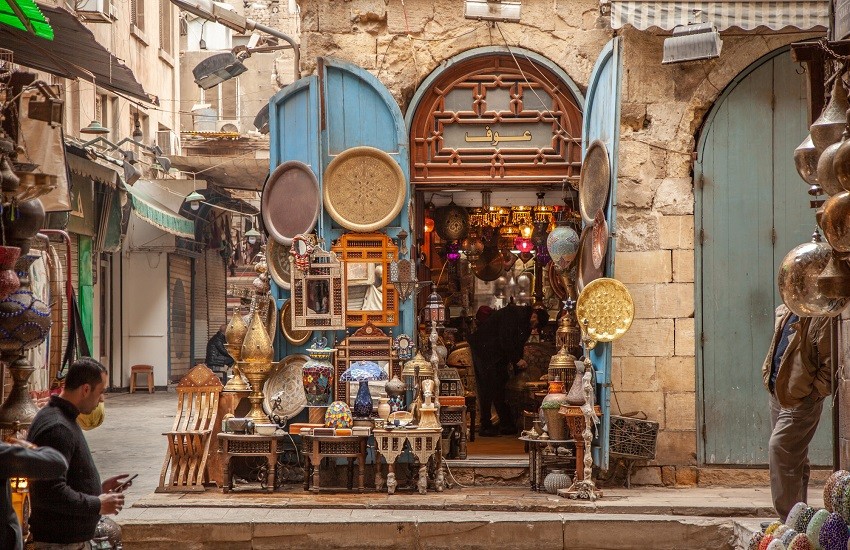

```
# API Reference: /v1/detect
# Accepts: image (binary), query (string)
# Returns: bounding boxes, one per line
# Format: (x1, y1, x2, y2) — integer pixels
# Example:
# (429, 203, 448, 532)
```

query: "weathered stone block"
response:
(617, 177, 661, 209)
(612, 390, 664, 427)
(675, 466, 699, 486)
(659, 215, 695, 250)
(661, 465, 675, 486)
(675, 317, 695, 356)
(665, 392, 696, 431)
(655, 177, 694, 215)
(672, 249, 695, 282)
(316, 0, 354, 33)
(629, 465, 662, 485)
(657, 356, 696, 392)
(617, 356, 658, 392)
(616, 208, 661, 251)
(621, 102, 648, 131)
(655, 283, 694, 319)
(625, 283, 657, 319)
(655, 430, 697, 465)
(618, 138, 668, 181)
(615, 318, 674, 358)
(387, 0, 434, 33)
(615, 250, 672, 284)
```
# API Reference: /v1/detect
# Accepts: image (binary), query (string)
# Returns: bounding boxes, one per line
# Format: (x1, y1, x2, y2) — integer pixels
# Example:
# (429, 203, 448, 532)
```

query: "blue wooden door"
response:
(696, 49, 832, 465)
(583, 38, 623, 470)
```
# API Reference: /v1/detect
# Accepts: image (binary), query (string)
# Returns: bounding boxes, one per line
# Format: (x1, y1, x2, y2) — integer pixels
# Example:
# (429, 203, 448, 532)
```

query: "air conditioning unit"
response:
(216, 119, 241, 134)
(76, 0, 116, 22)
(156, 129, 181, 156)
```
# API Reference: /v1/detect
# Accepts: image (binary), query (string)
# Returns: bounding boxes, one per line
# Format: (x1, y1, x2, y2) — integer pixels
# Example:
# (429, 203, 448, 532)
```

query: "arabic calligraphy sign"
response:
(410, 53, 583, 187)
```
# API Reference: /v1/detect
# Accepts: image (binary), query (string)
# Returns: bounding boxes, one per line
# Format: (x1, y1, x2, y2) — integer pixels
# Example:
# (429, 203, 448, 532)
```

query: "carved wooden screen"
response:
(332, 233, 399, 327)
(410, 53, 583, 187)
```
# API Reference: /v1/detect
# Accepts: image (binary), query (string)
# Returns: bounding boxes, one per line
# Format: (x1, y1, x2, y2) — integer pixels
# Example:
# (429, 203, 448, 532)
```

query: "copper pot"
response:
(820, 191, 850, 253)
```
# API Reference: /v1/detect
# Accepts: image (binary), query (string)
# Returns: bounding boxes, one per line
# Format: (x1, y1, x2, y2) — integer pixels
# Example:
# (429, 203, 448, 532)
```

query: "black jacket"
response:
(205, 331, 234, 368)
(467, 304, 533, 380)
(27, 395, 103, 544)
(0, 443, 67, 550)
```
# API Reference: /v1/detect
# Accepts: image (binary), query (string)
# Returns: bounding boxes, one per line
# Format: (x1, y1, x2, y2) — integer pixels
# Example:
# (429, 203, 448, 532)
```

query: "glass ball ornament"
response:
(547, 225, 580, 272)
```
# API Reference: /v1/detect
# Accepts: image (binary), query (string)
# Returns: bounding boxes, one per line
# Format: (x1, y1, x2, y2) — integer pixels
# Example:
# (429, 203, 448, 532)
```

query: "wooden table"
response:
(372, 428, 443, 494)
(518, 436, 576, 492)
(218, 433, 288, 493)
(301, 434, 368, 492)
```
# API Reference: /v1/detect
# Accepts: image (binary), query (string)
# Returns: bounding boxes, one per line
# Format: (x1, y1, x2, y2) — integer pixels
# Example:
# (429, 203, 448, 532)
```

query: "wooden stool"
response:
(130, 365, 154, 394)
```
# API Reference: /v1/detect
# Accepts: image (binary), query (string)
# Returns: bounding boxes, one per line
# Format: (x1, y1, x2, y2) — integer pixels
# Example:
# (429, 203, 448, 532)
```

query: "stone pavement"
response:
(83, 391, 816, 548)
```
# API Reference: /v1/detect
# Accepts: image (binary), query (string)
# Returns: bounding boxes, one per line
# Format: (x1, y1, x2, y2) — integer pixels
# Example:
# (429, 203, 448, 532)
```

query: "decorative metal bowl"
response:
(778, 233, 850, 317)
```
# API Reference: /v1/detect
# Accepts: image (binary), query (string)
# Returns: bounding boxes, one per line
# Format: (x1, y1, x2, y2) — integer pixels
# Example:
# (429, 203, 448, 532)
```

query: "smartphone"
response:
(112, 474, 138, 492)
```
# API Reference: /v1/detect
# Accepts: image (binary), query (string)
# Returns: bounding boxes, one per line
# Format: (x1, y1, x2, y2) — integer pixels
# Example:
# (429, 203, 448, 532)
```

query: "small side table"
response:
(439, 405, 467, 459)
(518, 436, 576, 492)
(373, 428, 443, 494)
(218, 433, 288, 493)
(301, 435, 368, 492)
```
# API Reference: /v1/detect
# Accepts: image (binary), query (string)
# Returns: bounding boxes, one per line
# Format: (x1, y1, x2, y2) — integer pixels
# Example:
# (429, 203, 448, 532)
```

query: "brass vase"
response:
(0, 356, 39, 435)
(223, 307, 250, 392)
(239, 309, 274, 423)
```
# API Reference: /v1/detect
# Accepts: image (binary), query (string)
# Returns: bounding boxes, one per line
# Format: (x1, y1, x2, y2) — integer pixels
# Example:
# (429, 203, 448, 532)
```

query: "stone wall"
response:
(294, 0, 821, 478)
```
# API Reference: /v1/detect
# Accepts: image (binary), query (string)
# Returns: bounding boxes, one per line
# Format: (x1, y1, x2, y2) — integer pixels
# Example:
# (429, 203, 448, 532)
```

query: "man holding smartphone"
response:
(27, 358, 132, 549)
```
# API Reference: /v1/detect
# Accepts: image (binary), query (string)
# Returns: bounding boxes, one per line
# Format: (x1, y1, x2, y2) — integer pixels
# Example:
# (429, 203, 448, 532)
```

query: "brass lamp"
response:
(223, 306, 251, 392)
(239, 309, 275, 423)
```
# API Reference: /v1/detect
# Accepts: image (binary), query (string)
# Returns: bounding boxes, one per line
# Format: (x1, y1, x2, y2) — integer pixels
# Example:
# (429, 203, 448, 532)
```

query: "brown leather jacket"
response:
(761, 305, 833, 408)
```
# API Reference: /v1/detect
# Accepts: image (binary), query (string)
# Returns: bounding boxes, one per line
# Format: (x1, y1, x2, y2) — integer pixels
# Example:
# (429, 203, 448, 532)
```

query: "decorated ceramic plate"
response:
(261, 161, 320, 245)
(579, 140, 610, 225)
(263, 354, 308, 421)
(266, 239, 292, 290)
(575, 278, 634, 343)
(280, 299, 311, 345)
(323, 146, 406, 232)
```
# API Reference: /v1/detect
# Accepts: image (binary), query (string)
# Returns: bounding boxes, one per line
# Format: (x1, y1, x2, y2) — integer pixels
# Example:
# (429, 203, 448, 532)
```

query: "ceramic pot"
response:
(2, 198, 44, 255)
(0, 255, 51, 354)
(385, 375, 406, 398)
(543, 469, 571, 495)
(377, 394, 391, 421)
(541, 407, 567, 441)
(302, 348, 334, 406)
(352, 379, 373, 418)
(0, 246, 20, 301)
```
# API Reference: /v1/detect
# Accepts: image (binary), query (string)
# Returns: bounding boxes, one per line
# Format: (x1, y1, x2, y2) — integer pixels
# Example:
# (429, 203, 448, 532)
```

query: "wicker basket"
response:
(609, 414, 659, 460)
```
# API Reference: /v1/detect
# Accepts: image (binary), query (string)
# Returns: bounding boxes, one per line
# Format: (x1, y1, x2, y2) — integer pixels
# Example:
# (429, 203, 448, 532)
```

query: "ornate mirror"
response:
(290, 246, 346, 330)
(332, 233, 399, 327)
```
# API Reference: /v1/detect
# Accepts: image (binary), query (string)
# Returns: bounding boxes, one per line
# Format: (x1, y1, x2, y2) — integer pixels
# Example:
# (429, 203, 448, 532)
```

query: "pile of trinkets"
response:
(748, 470, 850, 550)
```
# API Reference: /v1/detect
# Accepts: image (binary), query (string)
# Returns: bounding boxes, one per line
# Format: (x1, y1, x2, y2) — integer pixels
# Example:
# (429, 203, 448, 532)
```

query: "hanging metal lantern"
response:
(424, 285, 446, 326)
(777, 231, 850, 317)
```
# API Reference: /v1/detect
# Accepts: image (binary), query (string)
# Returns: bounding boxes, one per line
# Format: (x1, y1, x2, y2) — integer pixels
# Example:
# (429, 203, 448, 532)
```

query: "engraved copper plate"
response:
(592, 209, 608, 270)
(262, 161, 320, 245)
(323, 146, 406, 232)
(263, 354, 308, 420)
(280, 299, 311, 345)
(579, 140, 610, 225)
(575, 278, 634, 343)
(266, 239, 292, 290)
(576, 227, 602, 294)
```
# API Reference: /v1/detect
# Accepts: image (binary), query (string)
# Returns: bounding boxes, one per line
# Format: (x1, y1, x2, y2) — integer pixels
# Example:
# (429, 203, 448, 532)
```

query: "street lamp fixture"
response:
(186, 190, 205, 211)
(244, 227, 261, 245)
(192, 52, 248, 89)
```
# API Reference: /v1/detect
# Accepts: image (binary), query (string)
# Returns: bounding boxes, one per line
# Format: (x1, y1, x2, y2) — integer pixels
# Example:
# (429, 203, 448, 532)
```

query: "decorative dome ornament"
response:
(811, 76, 850, 152)
(547, 225, 580, 272)
(434, 200, 469, 241)
(778, 230, 850, 317)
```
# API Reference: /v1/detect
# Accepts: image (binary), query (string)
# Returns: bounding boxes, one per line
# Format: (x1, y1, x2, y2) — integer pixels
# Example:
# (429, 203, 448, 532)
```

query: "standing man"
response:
(205, 324, 234, 383)
(1, 438, 67, 550)
(468, 304, 548, 436)
(27, 358, 130, 549)
(763, 304, 832, 521)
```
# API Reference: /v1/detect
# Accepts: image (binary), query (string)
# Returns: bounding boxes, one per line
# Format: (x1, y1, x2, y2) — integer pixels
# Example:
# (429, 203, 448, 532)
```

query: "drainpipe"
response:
(169, 0, 300, 81)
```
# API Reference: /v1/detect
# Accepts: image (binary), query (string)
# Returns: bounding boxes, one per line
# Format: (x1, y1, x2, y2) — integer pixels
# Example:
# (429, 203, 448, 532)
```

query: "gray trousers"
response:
(768, 392, 824, 521)
(31, 543, 92, 550)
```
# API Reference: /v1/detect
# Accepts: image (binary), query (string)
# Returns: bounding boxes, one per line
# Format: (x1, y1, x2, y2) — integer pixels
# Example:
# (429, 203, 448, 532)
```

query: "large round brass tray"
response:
(575, 278, 634, 343)
(266, 239, 292, 290)
(280, 299, 311, 345)
(263, 354, 308, 420)
(579, 140, 611, 225)
(261, 161, 320, 245)
(323, 146, 406, 232)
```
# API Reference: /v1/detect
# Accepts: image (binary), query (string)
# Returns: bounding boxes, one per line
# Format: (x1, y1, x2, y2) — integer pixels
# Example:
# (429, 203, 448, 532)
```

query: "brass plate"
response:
(263, 354, 308, 420)
(575, 278, 634, 343)
(576, 227, 602, 294)
(592, 209, 608, 270)
(261, 161, 320, 245)
(280, 299, 311, 345)
(323, 146, 406, 232)
(266, 239, 292, 290)
(579, 140, 611, 225)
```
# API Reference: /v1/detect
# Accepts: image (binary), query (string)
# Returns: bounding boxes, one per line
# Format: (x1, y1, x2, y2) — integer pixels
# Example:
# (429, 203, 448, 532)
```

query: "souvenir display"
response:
(575, 278, 635, 342)
(434, 200, 469, 241)
(394, 334, 413, 360)
(240, 309, 276, 423)
(591, 209, 608, 270)
(261, 161, 320, 245)
(778, 232, 850, 317)
(823, 470, 848, 513)
(291, 246, 346, 331)
(818, 513, 848, 550)
(290, 234, 315, 272)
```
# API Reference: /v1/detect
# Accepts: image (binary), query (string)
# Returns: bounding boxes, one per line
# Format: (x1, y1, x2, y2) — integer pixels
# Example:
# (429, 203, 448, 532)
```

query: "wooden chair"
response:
(156, 365, 222, 493)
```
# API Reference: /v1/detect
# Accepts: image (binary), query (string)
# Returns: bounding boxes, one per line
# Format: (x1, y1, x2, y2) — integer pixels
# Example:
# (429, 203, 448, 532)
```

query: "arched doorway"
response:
(696, 48, 831, 466)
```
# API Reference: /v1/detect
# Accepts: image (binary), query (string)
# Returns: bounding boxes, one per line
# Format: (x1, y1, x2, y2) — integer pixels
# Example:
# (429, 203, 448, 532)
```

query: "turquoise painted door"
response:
(696, 49, 832, 465)
(268, 58, 414, 358)
(584, 38, 623, 471)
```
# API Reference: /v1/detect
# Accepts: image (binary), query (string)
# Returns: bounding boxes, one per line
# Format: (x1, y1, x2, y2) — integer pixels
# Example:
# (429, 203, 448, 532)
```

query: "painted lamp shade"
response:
(324, 401, 353, 429)
(341, 361, 388, 418)
(546, 225, 579, 272)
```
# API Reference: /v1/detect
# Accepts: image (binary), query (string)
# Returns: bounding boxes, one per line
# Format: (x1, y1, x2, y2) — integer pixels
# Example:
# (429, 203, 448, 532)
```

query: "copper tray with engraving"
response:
(266, 239, 292, 290)
(261, 161, 320, 245)
(323, 146, 406, 232)
(579, 140, 610, 225)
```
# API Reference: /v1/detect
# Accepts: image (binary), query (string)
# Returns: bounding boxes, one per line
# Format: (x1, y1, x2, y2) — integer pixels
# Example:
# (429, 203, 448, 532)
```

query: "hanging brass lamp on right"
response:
(811, 76, 850, 152)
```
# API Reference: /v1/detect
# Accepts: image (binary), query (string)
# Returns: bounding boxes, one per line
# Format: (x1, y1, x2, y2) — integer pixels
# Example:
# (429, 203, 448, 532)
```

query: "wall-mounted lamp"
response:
(662, 23, 722, 64)
(132, 114, 143, 142)
(464, 0, 521, 22)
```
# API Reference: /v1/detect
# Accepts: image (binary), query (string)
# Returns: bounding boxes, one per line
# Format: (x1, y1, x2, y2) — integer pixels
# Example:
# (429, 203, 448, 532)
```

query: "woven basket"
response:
(609, 414, 659, 460)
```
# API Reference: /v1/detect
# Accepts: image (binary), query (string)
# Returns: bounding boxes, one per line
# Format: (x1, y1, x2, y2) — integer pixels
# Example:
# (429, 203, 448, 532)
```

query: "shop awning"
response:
(65, 145, 121, 188)
(0, 0, 53, 39)
(609, 0, 829, 31)
(124, 181, 195, 239)
(0, 4, 154, 103)
(168, 154, 268, 190)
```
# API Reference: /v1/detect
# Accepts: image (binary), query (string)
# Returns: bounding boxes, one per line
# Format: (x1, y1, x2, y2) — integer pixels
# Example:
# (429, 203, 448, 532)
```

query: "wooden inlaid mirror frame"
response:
(332, 233, 399, 327)
(290, 246, 347, 330)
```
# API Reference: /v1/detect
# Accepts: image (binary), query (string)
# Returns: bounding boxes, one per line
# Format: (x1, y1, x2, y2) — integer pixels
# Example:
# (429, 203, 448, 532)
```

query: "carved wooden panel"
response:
(332, 233, 398, 327)
(410, 54, 583, 187)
